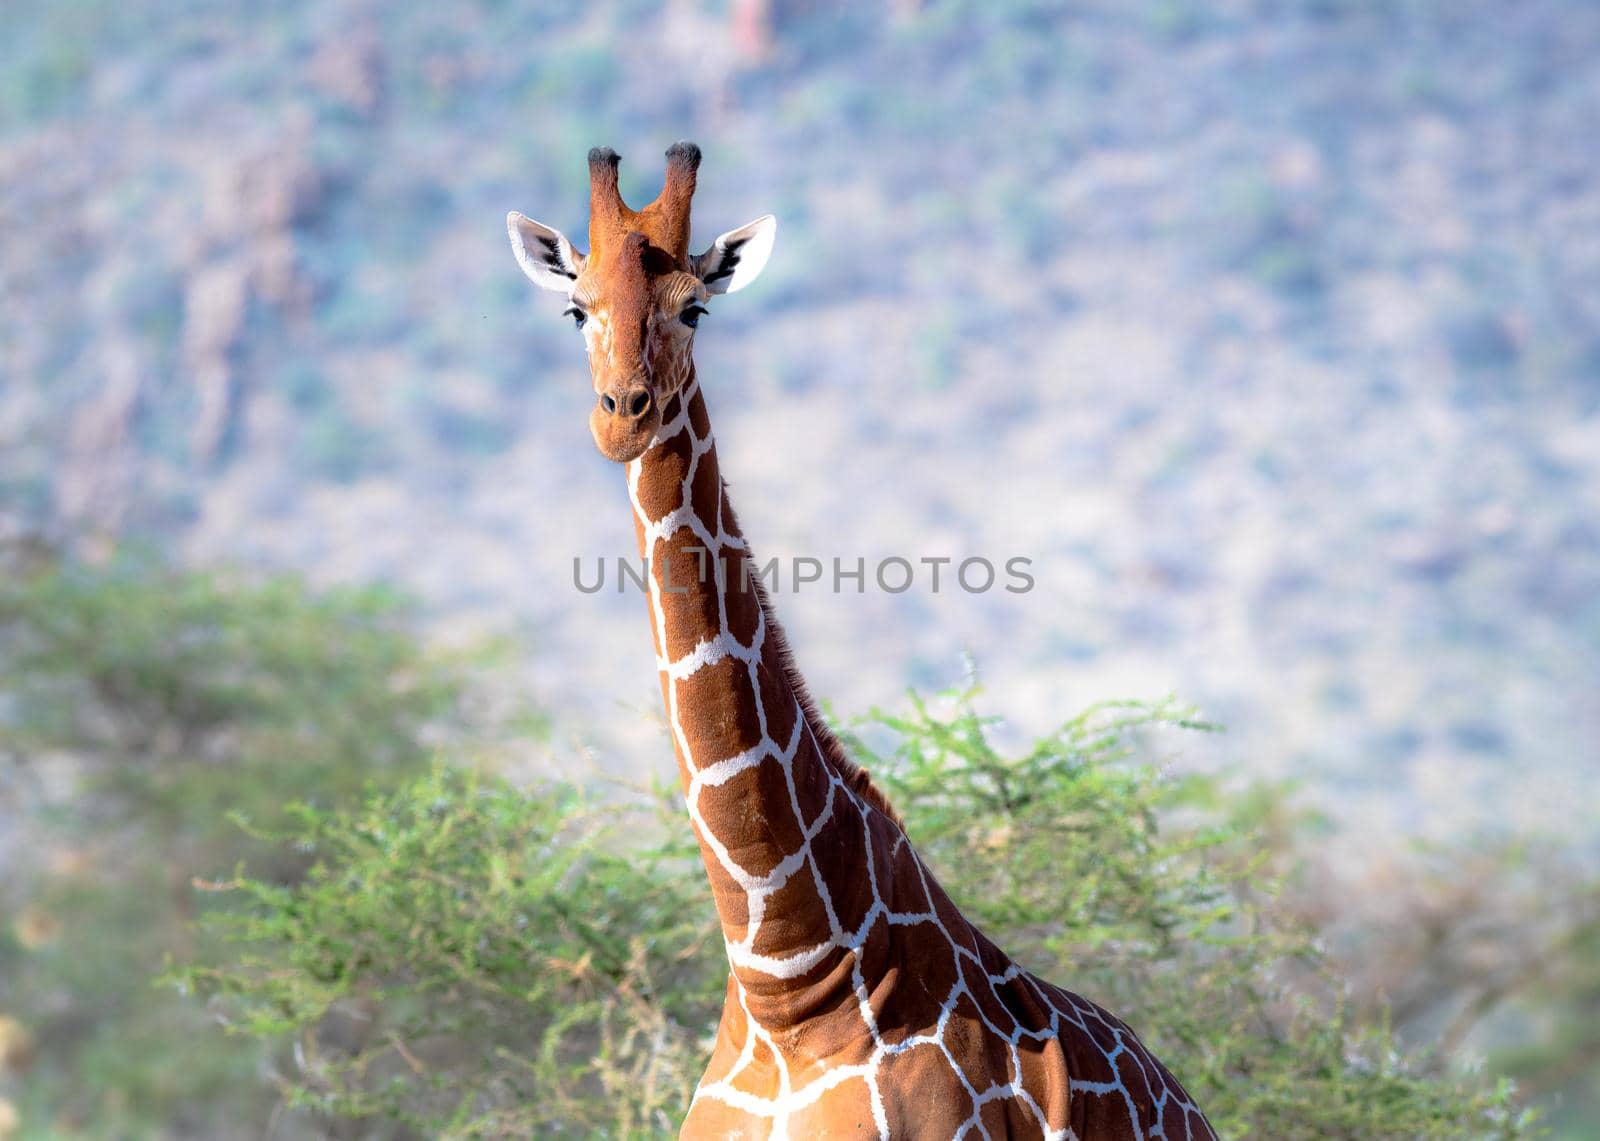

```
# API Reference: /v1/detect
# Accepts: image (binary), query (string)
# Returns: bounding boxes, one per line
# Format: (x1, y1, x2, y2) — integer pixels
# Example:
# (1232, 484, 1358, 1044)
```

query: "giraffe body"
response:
(508, 144, 1217, 1140)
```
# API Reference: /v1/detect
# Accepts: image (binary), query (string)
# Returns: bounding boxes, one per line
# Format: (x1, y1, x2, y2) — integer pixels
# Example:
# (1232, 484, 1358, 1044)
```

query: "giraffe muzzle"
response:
(589, 383, 660, 463)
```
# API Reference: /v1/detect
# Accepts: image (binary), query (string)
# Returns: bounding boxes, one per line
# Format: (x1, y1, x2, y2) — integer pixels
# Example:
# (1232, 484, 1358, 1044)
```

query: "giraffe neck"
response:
(623, 376, 1217, 1141)
(625, 372, 888, 1025)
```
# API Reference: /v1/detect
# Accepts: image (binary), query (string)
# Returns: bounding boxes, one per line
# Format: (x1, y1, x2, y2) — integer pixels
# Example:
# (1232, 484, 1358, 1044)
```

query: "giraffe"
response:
(508, 143, 1217, 1140)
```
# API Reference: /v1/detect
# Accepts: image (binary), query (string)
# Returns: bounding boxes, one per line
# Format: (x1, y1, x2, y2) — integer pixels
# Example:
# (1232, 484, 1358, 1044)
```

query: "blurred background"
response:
(2, 0, 1598, 1137)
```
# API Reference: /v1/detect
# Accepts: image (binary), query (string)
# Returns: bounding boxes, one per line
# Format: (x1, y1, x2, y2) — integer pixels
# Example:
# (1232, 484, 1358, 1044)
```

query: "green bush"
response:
(178, 694, 1539, 1139)
(0, 549, 516, 1138)
(0, 552, 1559, 1137)
(180, 767, 719, 1138)
(849, 696, 1536, 1140)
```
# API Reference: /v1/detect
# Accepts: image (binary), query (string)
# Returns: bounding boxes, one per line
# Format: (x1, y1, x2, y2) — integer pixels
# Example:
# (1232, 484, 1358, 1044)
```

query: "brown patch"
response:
(885, 844, 933, 917)
(636, 426, 691, 520)
(654, 536, 725, 661)
(1079, 1084, 1135, 1139)
(1161, 1085, 1189, 1137)
(1115, 1046, 1155, 1118)
(752, 652, 796, 742)
(696, 754, 808, 880)
(870, 826, 902, 908)
(824, 803, 876, 938)
(924, 877, 975, 955)
(688, 383, 712, 439)
(638, 241, 677, 277)
(690, 456, 722, 537)
(1131, 1041, 1165, 1106)
(872, 934, 960, 1048)
(675, 654, 764, 765)
(713, 558, 753, 634)
(969, 925, 1013, 975)
(656, 388, 682, 426)
(943, 993, 1005, 1096)
(934, 998, 985, 1094)
(721, 569, 760, 658)
(991, 969, 1051, 1037)
(878, 1046, 977, 1133)
(783, 733, 836, 825)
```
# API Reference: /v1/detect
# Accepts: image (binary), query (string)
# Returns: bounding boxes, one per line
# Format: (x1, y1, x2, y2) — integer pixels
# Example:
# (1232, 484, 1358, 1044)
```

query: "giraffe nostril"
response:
(600, 392, 617, 414)
(629, 390, 651, 418)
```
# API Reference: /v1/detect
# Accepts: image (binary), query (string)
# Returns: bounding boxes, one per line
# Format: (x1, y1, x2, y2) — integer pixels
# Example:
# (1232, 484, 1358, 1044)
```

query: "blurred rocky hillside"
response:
(3, 0, 1598, 851)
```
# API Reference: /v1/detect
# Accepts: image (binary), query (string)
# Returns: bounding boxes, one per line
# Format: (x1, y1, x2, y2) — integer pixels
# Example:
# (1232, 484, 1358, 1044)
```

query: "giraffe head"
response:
(508, 142, 776, 463)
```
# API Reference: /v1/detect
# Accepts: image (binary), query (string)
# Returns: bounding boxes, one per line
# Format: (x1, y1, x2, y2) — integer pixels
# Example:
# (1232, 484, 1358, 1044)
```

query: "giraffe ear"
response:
(507, 212, 584, 292)
(692, 214, 776, 295)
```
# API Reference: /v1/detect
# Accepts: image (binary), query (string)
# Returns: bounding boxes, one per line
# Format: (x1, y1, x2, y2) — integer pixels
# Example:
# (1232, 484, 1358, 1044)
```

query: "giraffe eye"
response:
(563, 305, 586, 330)
(681, 304, 708, 329)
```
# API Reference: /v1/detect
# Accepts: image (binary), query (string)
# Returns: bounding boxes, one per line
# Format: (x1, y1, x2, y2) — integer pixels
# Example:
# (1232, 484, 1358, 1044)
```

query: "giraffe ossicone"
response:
(508, 143, 1217, 1141)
